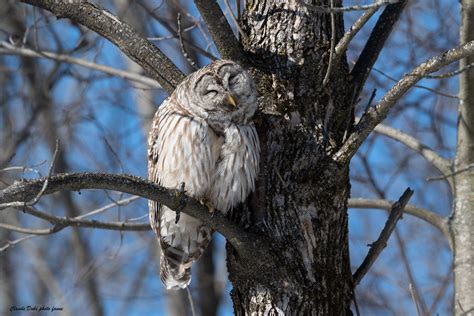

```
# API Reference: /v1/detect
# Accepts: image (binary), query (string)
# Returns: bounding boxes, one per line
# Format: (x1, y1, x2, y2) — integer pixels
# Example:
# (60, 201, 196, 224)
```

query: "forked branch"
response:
(335, 40, 474, 164)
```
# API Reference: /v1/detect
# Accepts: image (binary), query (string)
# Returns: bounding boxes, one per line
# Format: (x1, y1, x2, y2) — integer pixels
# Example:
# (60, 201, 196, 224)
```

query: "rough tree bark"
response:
(453, 1, 474, 315)
(226, 1, 353, 314)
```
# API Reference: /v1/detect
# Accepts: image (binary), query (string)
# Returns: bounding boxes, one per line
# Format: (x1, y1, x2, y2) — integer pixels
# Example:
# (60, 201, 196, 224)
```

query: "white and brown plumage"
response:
(148, 60, 260, 290)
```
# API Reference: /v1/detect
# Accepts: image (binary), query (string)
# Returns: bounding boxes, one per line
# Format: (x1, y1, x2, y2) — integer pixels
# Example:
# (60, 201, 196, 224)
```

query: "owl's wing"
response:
(210, 124, 260, 214)
(148, 97, 217, 290)
(148, 108, 162, 236)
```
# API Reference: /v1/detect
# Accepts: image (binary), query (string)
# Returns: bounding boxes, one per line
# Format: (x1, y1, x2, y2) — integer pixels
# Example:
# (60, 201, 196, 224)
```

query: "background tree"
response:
(0, 0, 472, 315)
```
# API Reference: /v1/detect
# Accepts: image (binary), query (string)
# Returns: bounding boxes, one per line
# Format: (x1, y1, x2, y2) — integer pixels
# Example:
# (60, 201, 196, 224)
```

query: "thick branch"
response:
(348, 198, 452, 250)
(19, 0, 184, 93)
(194, 0, 247, 64)
(350, 0, 408, 102)
(352, 188, 414, 286)
(0, 173, 262, 256)
(335, 40, 474, 164)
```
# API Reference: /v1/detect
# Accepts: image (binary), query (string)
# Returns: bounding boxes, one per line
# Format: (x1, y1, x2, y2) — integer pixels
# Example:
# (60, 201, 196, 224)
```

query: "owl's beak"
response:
(226, 94, 238, 108)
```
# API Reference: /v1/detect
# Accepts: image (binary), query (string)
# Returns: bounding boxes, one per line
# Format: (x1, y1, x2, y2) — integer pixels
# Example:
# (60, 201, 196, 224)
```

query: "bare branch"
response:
(194, 0, 247, 64)
(370, 121, 453, 183)
(373, 67, 460, 99)
(18, 0, 184, 93)
(0, 140, 58, 209)
(223, 0, 245, 38)
(0, 235, 36, 252)
(0, 172, 265, 257)
(0, 222, 55, 235)
(0, 42, 162, 89)
(352, 188, 414, 286)
(348, 198, 453, 250)
(334, 5, 379, 60)
(177, 13, 198, 71)
(335, 40, 474, 164)
(186, 287, 196, 316)
(409, 283, 423, 316)
(301, 0, 399, 13)
(0, 204, 150, 234)
(424, 62, 474, 79)
(322, 0, 336, 87)
(427, 163, 474, 182)
(76, 196, 140, 220)
(29, 139, 59, 206)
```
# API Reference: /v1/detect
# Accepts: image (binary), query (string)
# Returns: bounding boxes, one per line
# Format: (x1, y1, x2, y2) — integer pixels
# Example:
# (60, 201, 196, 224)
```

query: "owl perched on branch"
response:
(148, 60, 260, 290)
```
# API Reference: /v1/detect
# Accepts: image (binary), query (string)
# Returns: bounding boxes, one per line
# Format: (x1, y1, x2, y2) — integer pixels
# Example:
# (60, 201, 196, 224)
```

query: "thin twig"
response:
(301, 0, 399, 13)
(323, 0, 336, 87)
(177, 13, 198, 71)
(29, 139, 59, 206)
(0, 140, 58, 209)
(369, 120, 453, 183)
(424, 62, 474, 79)
(363, 89, 377, 113)
(460, 308, 474, 316)
(186, 287, 196, 316)
(334, 4, 380, 60)
(352, 188, 414, 286)
(76, 196, 140, 219)
(352, 289, 361, 316)
(194, 0, 247, 64)
(223, 0, 245, 38)
(427, 163, 474, 181)
(373, 67, 460, 100)
(427, 263, 453, 315)
(0, 216, 150, 235)
(0, 166, 42, 176)
(147, 24, 197, 41)
(428, 263, 452, 314)
(0, 235, 36, 252)
(409, 283, 423, 316)
(0, 222, 58, 235)
(457, 300, 466, 314)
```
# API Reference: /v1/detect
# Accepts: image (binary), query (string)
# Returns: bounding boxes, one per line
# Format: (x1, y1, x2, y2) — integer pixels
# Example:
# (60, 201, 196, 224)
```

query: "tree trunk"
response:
(453, 1, 474, 315)
(227, 1, 353, 314)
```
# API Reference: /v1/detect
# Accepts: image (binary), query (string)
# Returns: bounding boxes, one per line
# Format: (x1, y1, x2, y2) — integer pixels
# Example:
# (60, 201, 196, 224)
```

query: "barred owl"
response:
(148, 60, 260, 290)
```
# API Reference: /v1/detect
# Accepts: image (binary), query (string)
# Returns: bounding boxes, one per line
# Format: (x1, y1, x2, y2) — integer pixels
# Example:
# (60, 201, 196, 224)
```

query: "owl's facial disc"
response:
(200, 77, 239, 113)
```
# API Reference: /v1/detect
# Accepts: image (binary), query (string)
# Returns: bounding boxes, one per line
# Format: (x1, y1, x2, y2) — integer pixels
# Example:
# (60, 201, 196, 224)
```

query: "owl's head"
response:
(176, 60, 257, 127)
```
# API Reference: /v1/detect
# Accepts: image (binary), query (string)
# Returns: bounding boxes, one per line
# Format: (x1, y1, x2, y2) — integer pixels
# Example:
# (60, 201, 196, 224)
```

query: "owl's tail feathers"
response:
(159, 249, 192, 290)
(159, 226, 212, 290)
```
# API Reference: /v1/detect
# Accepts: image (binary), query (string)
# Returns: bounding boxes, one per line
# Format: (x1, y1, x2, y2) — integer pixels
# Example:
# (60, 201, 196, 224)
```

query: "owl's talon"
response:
(199, 199, 215, 216)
